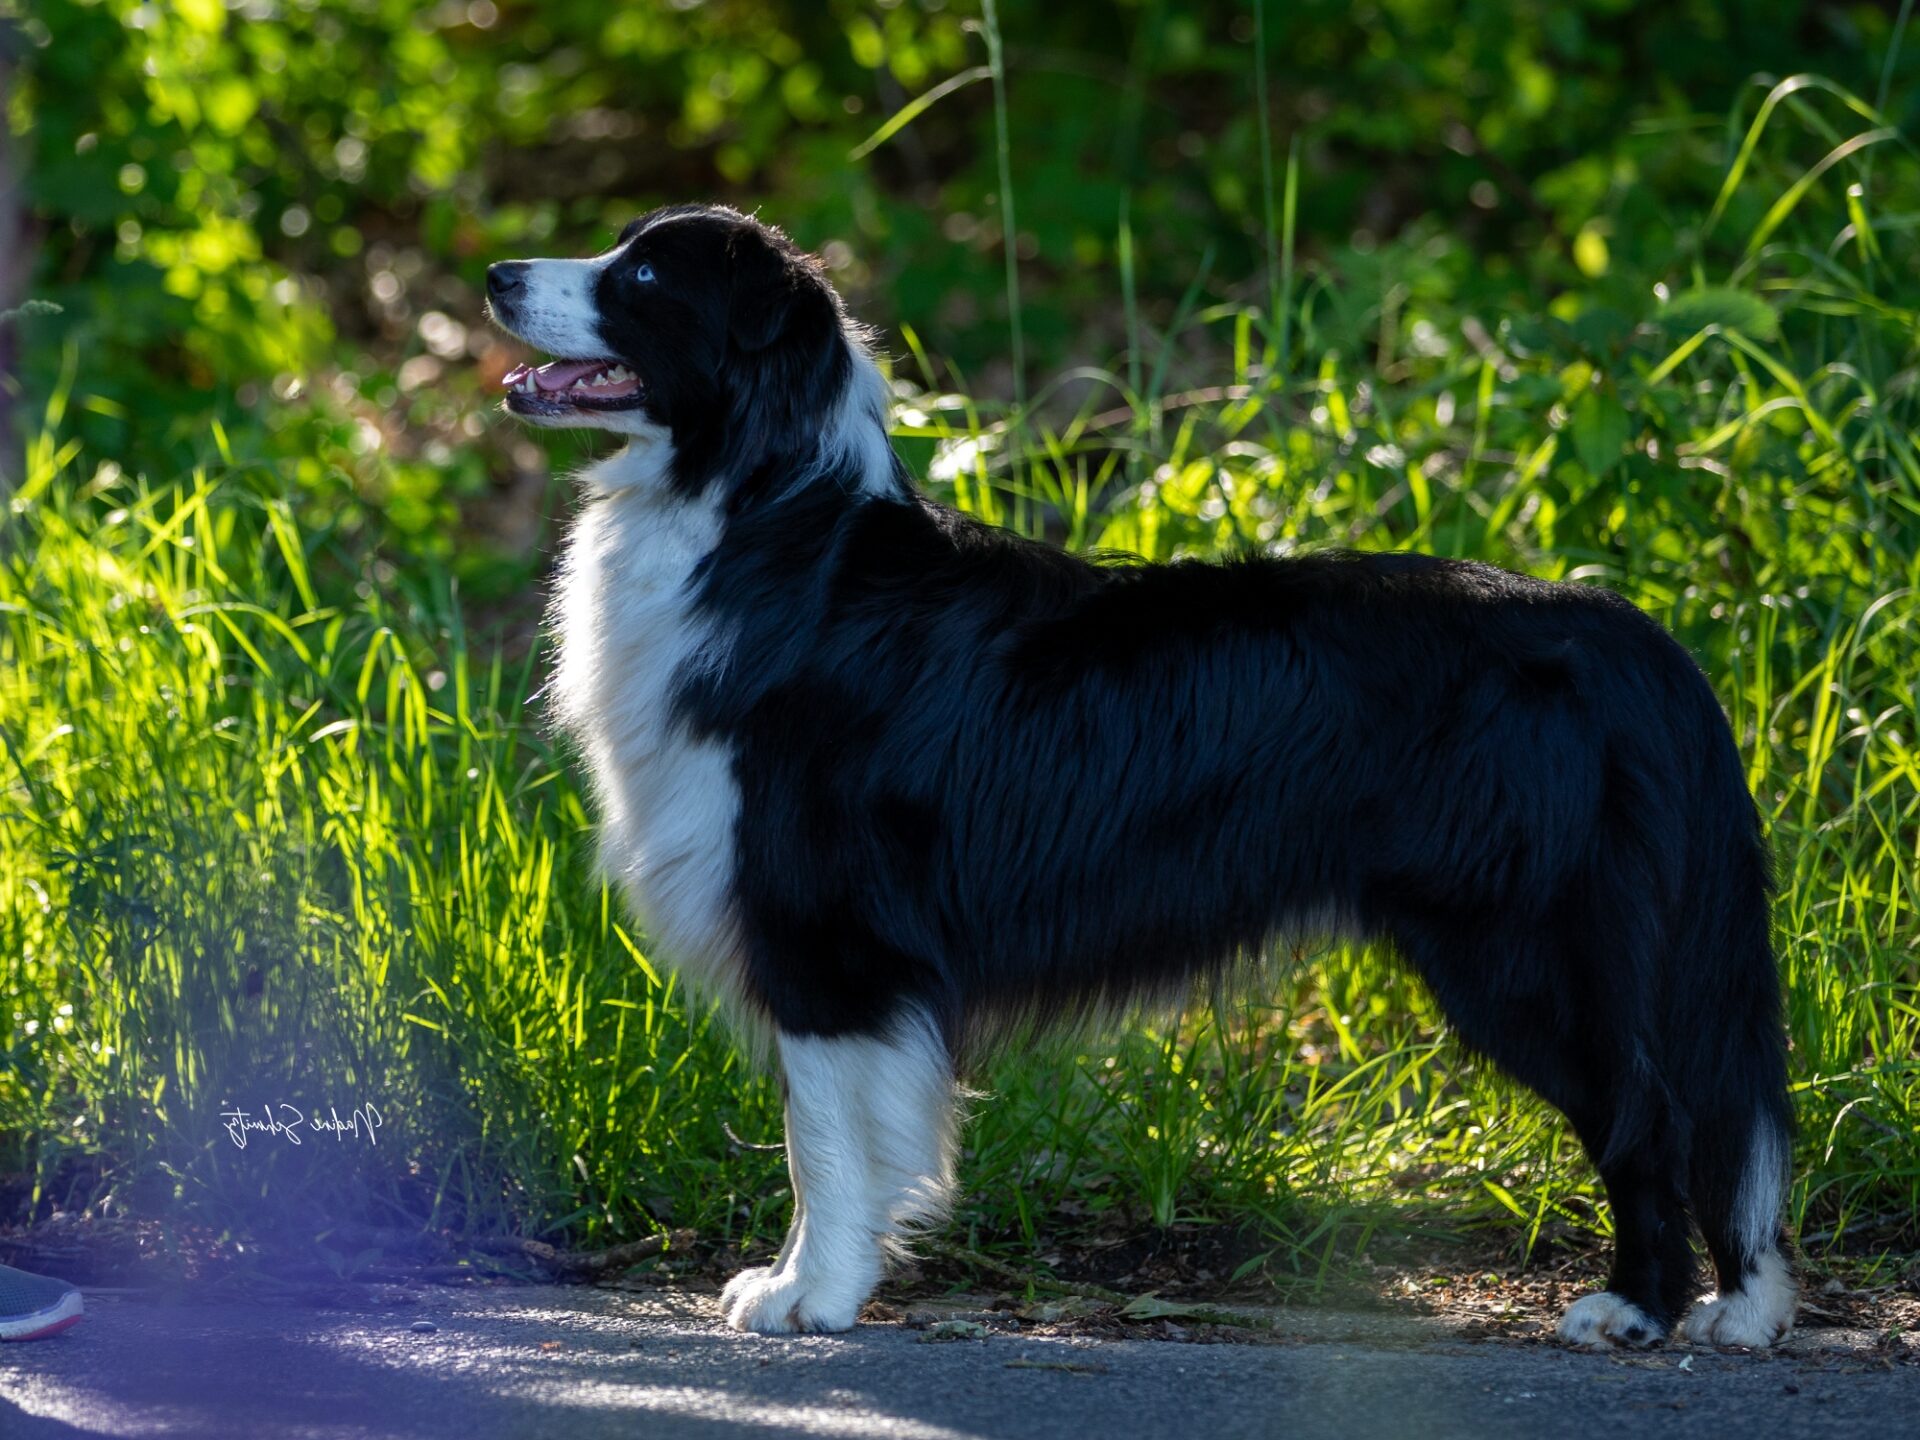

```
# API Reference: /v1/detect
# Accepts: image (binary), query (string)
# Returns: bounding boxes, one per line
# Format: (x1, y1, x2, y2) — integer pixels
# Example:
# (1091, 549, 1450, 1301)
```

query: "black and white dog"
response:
(485, 204, 1795, 1347)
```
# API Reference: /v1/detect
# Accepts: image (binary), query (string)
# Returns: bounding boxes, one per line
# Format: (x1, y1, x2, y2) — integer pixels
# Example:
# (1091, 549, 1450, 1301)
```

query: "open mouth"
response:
(499, 357, 645, 415)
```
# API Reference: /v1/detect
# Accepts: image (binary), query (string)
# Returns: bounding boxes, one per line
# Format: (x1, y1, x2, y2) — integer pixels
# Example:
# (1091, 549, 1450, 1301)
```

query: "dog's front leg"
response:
(721, 1008, 956, 1333)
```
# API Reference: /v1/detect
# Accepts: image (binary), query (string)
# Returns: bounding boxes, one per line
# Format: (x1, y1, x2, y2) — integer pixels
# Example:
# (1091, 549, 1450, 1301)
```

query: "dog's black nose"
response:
(486, 262, 527, 304)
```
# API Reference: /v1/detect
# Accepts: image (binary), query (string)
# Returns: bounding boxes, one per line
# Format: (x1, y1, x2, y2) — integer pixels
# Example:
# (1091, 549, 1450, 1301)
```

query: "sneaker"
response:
(0, 1262, 84, 1341)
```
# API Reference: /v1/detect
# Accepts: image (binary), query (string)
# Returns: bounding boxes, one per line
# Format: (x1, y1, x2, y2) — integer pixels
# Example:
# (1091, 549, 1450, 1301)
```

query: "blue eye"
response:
(635, 262, 656, 283)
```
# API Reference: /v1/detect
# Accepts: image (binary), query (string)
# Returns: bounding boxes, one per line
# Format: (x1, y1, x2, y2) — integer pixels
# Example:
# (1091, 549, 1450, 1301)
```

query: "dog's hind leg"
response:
(1555, 1108, 1695, 1348)
(1673, 810, 1796, 1346)
(1677, 1086, 1796, 1346)
(1499, 1045, 1696, 1346)
(721, 1006, 957, 1333)
(1395, 921, 1694, 1346)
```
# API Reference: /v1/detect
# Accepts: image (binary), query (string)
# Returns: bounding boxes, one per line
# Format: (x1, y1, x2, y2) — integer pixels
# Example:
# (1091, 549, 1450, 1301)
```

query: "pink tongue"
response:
(532, 359, 610, 392)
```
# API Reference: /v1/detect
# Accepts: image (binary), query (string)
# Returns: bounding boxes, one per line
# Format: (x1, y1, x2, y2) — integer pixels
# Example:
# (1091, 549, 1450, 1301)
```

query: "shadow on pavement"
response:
(1, 1283, 1914, 1440)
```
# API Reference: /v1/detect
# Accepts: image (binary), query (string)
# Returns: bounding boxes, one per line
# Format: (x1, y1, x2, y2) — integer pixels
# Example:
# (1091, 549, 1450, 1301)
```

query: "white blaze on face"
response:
(499, 254, 618, 359)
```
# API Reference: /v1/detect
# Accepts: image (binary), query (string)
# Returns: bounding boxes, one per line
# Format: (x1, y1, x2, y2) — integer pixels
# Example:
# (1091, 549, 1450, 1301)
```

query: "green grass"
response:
(4, 70, 1918, 1289)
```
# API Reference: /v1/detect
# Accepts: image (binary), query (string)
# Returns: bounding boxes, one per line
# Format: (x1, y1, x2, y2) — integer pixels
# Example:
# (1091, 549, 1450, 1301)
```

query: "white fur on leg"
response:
(1679, 1117, 1796, 1348)
(724, 1009, 956, 1335)
(1678, 1247, 1796, 1348)
(1557, 1291, 1666, 1348)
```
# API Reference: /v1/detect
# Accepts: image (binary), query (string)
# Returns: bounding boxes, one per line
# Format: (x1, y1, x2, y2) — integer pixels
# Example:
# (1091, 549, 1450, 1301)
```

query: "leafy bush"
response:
(12, 0, 1920, 577)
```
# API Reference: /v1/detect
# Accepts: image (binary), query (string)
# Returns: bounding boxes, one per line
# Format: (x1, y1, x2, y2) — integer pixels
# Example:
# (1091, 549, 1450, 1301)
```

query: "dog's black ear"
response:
(726, 225, 799, 354)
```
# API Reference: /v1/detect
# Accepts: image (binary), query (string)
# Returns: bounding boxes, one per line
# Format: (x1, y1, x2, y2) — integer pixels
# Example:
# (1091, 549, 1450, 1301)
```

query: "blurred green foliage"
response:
(11, 0, 1919, 590)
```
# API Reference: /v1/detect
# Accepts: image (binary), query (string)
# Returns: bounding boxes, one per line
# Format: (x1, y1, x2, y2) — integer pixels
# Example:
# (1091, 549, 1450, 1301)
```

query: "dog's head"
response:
(485, 204, 858, 470)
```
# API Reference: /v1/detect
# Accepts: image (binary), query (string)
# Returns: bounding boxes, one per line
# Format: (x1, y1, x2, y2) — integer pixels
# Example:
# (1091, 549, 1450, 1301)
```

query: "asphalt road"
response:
(1, 1284, 1913, 1439)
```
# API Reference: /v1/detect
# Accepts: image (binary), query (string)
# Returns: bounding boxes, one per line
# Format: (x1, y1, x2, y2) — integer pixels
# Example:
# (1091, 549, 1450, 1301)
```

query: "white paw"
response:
(1676, 1291, 1792, 1348)
(720, 1265, 865, 1334)
(1557, 1291, 1665, 1349)
(719, 1265, 783, 1324)
(1677, 1251, 1796, 1348)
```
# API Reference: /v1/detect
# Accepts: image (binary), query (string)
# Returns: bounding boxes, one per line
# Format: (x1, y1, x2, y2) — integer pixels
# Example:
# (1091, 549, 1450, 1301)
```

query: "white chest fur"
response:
(548, 445, 743, 996)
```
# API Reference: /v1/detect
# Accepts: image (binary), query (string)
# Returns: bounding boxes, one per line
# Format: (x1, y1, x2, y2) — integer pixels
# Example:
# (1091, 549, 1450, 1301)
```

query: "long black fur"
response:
(510, 204, 1793, 1338)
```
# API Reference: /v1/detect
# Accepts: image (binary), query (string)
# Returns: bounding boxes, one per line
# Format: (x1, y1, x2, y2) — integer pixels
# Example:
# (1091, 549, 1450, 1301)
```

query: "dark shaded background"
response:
(11, 0, 1916, 587)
